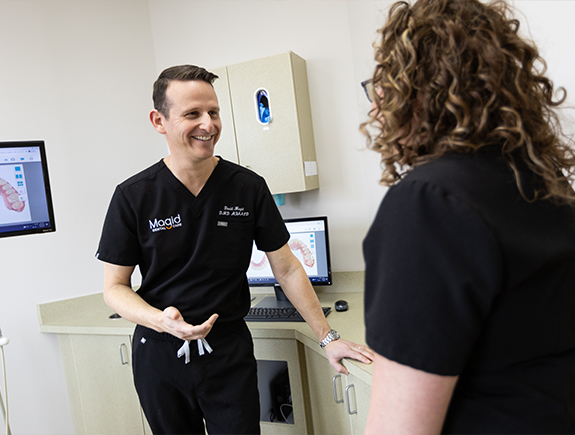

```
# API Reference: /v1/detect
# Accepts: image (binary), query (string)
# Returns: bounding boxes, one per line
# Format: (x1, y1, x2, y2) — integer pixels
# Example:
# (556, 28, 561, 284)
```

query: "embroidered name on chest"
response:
(218, 205, 250, 217)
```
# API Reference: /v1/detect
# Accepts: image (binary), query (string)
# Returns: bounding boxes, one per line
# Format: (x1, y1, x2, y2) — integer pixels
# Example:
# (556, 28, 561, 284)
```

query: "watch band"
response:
(319, 329, 340, 349)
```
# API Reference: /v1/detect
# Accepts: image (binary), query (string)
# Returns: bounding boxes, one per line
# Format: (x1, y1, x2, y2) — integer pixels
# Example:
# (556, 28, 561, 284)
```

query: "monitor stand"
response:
(253, 285, 295, 309)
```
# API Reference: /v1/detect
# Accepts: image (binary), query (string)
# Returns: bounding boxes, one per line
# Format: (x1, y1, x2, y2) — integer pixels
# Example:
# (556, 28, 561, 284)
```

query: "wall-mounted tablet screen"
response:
(0, 141, 56, 238)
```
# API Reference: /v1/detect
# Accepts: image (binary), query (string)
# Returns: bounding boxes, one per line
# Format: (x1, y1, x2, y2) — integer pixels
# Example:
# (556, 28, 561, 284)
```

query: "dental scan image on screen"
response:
(0, 164, 31, 224)
(247, 216, 331, 287)
(249, 234, 318, 277)
(0, 141, 56, 238)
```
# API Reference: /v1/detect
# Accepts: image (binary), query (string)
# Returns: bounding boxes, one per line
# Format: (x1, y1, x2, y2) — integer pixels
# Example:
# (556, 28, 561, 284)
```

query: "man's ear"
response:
(150, 109, 166, 134)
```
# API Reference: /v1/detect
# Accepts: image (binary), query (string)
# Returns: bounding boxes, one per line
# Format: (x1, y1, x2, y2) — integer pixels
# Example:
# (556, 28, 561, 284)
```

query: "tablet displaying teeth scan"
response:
(0, 140, 56, 238)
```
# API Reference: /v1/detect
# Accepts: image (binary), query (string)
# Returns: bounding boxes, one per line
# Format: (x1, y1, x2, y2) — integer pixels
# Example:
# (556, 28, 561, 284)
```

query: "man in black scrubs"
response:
(96, 65, 373, 435)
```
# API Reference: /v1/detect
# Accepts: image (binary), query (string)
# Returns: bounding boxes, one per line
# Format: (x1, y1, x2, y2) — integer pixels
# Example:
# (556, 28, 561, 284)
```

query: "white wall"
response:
(0, 1, 162, 434)
(0, 0, 573, 433)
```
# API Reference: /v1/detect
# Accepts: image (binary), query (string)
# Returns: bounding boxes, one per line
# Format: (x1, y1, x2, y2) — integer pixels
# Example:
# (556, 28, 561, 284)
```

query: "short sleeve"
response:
(363, 179, 502, 375)
(96, 186, 142, 266)
(252, 179, 289, 252)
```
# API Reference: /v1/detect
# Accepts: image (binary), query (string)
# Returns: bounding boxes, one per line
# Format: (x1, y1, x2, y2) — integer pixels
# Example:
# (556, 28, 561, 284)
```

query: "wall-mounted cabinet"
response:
(212, 51, 319, 195)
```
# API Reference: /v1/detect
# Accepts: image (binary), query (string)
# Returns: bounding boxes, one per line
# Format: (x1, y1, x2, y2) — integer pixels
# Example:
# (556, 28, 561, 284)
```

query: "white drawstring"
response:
(197, 337, 213, 356)
(177, 338, 213, 364)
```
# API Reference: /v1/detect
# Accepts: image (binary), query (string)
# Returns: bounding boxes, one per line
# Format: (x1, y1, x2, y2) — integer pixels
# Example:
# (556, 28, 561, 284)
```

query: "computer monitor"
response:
(247, 216, 331, 306)
(0, 141, 56, 239)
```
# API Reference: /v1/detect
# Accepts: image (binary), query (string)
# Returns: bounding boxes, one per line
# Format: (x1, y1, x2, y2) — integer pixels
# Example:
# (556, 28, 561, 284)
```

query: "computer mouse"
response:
(334, 300, 348, 312)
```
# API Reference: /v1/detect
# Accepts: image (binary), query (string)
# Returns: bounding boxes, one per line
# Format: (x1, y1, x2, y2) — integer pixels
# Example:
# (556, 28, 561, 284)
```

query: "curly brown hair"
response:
(362, 0, 575, 204)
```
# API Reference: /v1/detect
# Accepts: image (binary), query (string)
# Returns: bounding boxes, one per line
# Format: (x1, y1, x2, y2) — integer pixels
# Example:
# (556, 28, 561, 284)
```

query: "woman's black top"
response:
(364, 151, 575, 434)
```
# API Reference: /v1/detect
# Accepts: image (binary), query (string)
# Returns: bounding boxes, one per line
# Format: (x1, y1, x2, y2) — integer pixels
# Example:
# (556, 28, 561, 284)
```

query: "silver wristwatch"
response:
(319, 329, 340, 349)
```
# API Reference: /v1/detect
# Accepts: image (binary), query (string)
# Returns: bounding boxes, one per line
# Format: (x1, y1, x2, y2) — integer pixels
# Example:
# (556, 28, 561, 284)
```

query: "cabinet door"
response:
(304, 348, 352, 435)
(253, 337, 310, 435)
(344, 372, 371, 435)
(60, 334, 148, 435)
(211, 65, 240, 164)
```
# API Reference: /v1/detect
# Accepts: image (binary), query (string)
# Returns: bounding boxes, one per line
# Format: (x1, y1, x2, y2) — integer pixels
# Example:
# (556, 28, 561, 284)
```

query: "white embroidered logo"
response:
(149, 214, 182, 232)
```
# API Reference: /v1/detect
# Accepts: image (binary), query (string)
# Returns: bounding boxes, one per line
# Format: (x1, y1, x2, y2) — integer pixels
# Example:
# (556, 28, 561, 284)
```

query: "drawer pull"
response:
(345, 384, 357, 415)
(119, 343, 129, 365)
(332, 374, 344, 404)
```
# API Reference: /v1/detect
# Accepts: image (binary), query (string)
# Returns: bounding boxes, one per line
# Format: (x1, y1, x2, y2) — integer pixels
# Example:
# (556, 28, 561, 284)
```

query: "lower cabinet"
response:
(60, 334, 311, 435)
(253, 337, 311, 435)
(304, 347, 371, 435)
(59, 334, 151, 435)
(58, 333, 370, 435)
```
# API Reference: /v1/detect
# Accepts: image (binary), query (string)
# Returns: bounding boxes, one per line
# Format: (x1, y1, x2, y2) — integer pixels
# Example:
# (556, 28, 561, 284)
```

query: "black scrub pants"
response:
(132, 321, 261, 435)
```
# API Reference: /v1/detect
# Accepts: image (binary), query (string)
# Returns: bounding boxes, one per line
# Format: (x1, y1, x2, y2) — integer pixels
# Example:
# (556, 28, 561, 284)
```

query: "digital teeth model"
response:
(0, 177, 25, 212)
(289, 239, 315, 267)
(250, 253, 268, 270)
(249, 239, 315, 270)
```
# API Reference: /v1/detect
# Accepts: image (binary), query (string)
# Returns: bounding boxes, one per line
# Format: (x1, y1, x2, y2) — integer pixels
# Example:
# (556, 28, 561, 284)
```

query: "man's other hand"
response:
(324, 339, 375, 375)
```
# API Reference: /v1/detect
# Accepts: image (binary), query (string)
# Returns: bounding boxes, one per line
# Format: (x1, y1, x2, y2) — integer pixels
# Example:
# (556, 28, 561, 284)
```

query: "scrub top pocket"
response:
(209, 220, 254, 271)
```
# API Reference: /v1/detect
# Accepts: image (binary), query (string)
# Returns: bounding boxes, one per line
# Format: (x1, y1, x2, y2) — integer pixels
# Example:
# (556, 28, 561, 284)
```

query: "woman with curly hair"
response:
(362, 0, 575, 433)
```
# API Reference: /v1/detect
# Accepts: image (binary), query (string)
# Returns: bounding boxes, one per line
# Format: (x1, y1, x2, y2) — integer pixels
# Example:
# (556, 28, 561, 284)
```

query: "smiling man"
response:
(96, 65, 373, 435)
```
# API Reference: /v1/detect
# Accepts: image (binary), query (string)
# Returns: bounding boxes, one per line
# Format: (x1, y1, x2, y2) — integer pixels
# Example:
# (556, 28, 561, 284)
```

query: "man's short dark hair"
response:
(153, 65, 219, 118)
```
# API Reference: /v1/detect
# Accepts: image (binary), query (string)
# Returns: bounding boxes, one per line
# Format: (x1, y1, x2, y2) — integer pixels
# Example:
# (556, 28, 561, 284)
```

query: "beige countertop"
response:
(37, 272, 372, 381)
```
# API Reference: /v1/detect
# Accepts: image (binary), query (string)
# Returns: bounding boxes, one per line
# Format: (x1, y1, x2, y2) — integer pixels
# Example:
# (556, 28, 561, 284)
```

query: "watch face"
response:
(321, 330, 339, 348)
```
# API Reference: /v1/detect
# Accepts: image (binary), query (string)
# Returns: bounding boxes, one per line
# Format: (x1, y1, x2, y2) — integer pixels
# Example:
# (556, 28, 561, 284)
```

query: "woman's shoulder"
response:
(399, 151, 514, 200)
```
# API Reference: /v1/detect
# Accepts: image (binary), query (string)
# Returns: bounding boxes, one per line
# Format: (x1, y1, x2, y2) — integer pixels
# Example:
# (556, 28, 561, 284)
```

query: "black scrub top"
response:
(364, 150, 575, 434)
(97, 157, 289, 329)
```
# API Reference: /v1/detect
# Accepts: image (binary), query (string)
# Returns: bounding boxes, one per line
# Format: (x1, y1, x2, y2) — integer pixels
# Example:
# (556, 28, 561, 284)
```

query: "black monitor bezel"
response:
(247, 215, 332, 287)
(0, 140, 56, 239)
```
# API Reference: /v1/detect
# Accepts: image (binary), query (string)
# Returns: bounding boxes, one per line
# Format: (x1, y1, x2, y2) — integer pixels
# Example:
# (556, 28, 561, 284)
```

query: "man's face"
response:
(155, 80, 222, 163)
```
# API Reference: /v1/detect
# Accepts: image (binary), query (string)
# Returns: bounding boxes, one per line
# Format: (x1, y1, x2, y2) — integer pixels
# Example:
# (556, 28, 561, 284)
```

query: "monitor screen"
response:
(0, 141, 56, 238)
(247, 216, 332, 286)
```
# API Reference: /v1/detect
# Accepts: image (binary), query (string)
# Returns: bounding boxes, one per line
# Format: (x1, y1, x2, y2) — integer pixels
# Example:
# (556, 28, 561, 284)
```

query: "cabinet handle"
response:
(345, 384, 357, 415)
(332, 374, 344, 404)
(119, 343, 129, 365)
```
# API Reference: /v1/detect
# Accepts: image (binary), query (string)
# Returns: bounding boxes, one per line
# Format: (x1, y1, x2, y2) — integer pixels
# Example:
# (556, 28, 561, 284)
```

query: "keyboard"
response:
(245, 306, 331, 322)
